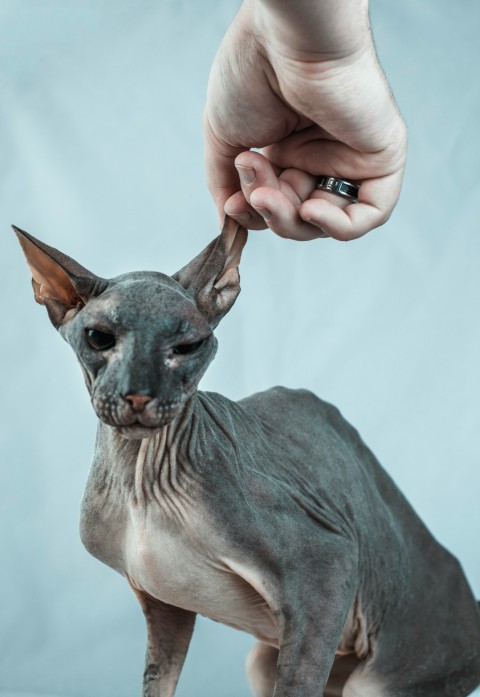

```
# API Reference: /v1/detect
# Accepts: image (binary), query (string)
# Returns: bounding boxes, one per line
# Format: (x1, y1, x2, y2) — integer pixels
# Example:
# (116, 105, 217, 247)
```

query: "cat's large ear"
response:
(173, 216, 248, 327)
(13, 226, 108, 327)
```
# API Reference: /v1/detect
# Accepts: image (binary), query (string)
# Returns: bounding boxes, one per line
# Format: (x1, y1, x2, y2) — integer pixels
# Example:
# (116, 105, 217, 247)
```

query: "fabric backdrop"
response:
(1, 1, 479, 695)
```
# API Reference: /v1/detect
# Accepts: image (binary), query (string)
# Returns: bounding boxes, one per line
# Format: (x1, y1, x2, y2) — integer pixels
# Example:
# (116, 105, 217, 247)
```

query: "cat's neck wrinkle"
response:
(132, 396, 200, 517)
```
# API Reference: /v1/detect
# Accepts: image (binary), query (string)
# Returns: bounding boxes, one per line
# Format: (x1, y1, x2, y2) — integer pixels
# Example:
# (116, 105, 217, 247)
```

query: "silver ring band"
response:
(317, 176, 360, 203)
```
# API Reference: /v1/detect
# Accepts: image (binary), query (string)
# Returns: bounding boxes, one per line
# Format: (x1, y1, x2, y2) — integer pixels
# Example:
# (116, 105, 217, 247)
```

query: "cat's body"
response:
(80, 386, 480, 697)
(14, 219, 480, 697)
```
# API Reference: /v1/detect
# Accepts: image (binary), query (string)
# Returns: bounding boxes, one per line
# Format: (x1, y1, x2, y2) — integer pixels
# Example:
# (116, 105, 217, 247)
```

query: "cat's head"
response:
(14, 217, 247, 439)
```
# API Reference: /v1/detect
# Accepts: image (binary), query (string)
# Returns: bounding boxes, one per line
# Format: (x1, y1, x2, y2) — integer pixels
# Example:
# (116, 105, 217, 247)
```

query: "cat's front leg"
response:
(131, 586, 196, 697)
(272, 541, 358, 697)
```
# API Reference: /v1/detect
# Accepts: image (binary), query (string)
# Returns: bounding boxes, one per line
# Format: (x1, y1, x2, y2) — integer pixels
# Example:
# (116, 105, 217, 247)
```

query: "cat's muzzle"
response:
(93, 394, 182, 437)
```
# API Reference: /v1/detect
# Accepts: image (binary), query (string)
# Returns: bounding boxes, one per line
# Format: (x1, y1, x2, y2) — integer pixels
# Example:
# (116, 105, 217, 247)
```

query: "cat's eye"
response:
(86, 328, 116, 351)
(172, 339, 205, 356)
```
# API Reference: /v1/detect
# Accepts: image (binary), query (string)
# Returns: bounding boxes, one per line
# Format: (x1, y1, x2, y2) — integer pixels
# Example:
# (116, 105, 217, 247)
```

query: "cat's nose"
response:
(123, 393, 153, 413)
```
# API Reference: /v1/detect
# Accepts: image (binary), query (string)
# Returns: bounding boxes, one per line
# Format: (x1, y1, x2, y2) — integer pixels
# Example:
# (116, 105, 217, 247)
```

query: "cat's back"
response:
(236, 385, 429, 539)
(239, 385, 366, 456)
(239, 385, 328, 420)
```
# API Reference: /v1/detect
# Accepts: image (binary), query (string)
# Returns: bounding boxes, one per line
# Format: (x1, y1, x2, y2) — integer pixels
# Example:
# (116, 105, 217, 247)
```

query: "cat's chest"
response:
(123, 504, 278, 645)
(81, 476, 278, 645)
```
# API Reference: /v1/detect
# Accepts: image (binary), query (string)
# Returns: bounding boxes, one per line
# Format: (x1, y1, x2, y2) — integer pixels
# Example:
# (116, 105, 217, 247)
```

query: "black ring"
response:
(316, 176, 360, 203)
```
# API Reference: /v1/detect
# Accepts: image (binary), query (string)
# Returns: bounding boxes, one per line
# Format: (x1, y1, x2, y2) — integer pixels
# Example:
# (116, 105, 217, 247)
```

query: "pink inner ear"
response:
(213, 219, 247, 286)
(213, 267, 239, 292)
(20, 237, 80, 307)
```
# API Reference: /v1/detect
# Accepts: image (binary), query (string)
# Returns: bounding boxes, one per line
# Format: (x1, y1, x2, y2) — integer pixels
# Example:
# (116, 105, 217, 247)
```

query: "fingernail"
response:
(236, 165, 256, 186)
(256, 207, 271, 221)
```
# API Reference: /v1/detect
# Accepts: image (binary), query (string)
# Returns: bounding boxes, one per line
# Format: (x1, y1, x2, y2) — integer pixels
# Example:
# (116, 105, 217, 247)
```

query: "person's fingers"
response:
(278, 168, 319, 202)
(300, 169, 404, 241)
(223, 151, 284, 229)
(249, 187, 329, 241)
(227, 151, 357, 238)
(225, 150, 297, 230)
(234, 150, 283, 200)
(224, 190, 267, 230)
(229, 152, 325, 226)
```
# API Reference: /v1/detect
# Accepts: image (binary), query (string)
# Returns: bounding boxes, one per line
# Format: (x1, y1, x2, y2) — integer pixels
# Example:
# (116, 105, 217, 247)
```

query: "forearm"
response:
(248, 0, 371, 59)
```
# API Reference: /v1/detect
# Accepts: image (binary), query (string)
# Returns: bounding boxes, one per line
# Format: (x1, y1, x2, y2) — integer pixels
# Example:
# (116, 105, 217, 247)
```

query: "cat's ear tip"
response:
(12, 225, 36, 244)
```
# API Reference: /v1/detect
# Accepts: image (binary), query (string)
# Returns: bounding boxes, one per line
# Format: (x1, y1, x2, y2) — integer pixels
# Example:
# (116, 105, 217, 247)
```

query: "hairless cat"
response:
(13, 217, 480, 697)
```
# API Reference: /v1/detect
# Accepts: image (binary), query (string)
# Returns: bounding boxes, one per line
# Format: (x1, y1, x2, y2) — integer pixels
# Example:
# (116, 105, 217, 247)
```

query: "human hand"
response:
(204, 0, 407, 241)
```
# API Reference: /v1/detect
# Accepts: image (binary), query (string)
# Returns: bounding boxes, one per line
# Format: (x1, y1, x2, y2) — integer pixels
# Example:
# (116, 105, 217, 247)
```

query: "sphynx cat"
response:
(14, 218, 480, 697)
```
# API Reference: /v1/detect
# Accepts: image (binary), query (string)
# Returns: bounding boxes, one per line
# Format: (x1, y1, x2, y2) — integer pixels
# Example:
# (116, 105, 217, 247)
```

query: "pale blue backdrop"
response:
(1, 1, 479, 696)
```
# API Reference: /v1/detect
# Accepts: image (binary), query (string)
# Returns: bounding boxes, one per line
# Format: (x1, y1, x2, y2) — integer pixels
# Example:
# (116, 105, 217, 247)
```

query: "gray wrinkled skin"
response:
(14, 218, 480, 697)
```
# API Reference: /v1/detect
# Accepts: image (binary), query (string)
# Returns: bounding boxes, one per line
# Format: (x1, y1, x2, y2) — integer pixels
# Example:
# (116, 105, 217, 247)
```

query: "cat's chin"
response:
(116, 424, 164, 440)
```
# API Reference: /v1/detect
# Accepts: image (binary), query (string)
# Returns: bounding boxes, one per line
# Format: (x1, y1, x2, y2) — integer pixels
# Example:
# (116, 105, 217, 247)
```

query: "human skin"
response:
(204, 0, 408, 241)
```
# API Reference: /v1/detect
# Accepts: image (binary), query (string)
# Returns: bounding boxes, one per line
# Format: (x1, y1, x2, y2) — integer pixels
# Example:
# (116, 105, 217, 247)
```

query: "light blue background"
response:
(1, 1, 479, 696)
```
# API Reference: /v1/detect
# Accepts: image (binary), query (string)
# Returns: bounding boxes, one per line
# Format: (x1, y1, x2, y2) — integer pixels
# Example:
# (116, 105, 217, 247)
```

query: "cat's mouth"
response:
(116, 422, 163, 439)
(98, 400, 183, 439)
(115, 413, 177, 439)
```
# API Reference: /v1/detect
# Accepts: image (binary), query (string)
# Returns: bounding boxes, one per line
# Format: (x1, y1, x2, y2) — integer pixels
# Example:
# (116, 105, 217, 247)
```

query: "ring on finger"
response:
(316, 176, 360, 204)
